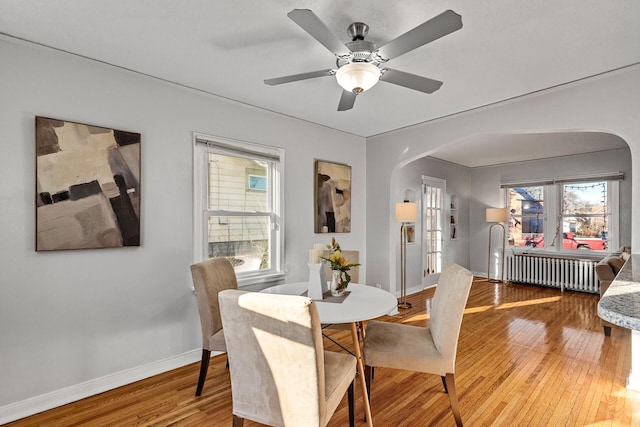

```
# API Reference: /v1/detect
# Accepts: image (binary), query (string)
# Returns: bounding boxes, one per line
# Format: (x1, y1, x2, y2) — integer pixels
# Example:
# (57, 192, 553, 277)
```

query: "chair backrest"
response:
(218, 289, 326, 427)
(429, 263, 473, 370)
(190, 258, 238, 348)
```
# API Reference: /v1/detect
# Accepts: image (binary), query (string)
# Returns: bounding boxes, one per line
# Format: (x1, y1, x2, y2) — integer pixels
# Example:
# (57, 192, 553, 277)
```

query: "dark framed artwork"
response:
(35, 116, 141, 251)
(314, 160, 351, 233)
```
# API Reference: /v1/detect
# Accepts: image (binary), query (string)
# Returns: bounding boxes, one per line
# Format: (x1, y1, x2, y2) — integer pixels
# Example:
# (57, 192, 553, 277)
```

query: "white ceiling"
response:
(1, 0, 638, 166)
(431, 131, 629, 168)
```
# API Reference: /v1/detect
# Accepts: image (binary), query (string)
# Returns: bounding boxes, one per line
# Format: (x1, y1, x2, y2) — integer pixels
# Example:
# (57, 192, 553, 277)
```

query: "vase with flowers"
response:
(321, 238, 360, 297)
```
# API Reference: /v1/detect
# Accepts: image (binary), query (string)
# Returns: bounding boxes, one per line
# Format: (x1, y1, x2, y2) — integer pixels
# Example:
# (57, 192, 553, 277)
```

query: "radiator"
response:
(506, 253, 600, 294)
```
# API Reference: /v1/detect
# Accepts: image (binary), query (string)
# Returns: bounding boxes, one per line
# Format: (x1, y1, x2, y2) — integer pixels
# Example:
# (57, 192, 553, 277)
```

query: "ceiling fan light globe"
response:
(336, 62, 380, 94)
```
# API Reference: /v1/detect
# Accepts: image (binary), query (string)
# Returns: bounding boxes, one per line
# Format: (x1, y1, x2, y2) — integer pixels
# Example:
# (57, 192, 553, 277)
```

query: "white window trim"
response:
(506, 180, 619, 257)
(192, 133, 285, 288)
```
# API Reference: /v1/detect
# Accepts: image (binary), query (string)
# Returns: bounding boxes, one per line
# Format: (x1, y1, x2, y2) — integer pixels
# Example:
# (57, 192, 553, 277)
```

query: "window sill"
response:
(509, 247, 608, 260)
(238, 272, 286, 291)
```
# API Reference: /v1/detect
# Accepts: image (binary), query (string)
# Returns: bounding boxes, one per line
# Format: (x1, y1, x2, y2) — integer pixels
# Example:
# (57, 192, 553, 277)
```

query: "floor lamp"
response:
(486, 207, 509, 283)
(396, 201, 417, 309)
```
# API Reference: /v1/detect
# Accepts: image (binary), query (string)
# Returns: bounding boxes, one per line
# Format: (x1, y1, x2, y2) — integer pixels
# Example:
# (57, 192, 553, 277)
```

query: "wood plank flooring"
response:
(7, 280, 640, 426)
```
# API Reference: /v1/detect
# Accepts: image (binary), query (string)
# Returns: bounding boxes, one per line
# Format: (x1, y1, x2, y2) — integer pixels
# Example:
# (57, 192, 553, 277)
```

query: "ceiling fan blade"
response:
(264, 69, 334, 86)
(374, 9, 462, 61)
(337, 90, 357, 111)
(287, 9, 351, 57)
(380, 68, 443, 94)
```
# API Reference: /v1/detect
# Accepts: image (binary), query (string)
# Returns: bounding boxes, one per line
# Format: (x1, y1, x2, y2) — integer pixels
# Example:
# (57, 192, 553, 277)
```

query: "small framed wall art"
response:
(35, 116, 141, 251)
(314, 160, 351, 233)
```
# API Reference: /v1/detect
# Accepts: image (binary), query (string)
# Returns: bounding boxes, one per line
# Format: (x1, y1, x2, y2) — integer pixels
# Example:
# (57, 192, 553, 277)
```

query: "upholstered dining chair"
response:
(218, 289, 357, 427)
(363, 263, 473, 427)
(190, 257, 238, 396)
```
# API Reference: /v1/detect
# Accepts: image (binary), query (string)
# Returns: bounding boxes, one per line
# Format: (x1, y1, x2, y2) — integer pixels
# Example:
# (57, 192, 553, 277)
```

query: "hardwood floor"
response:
(7, 280, 640, 426)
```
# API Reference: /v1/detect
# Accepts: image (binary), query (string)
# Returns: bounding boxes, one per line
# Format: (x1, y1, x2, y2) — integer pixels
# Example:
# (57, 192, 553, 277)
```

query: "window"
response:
(507, 186, 544, 247)
(193, 134, 284, 286)
(504, 174, 621, 253)
(561, 182, 609, 250)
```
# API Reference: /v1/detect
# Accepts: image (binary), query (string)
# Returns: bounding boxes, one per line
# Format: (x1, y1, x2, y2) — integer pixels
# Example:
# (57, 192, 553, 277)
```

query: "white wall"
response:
(0, 37, 366, 420)
(468, 148, 632, 275)
(366, 65, 640, 293)
(393, 157, 471, 293)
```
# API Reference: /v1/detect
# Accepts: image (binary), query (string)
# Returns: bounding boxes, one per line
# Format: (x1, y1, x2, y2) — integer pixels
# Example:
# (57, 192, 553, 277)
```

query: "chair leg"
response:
(443, 373, 463, 427)
(441, 375, 448, 393)
(604, 325, 612, 337)
(232, 415, 244, 427)
(348, 380, 355, 427)
(364, 365, 373, 422)
(195, 349, 211, 396)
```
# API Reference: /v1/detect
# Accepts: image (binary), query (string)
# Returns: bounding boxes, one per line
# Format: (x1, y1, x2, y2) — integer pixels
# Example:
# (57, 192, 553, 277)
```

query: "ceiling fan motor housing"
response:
(266, 9, 463, 110)
(337, 39, 379, 69)
(347, 22, 369, 40)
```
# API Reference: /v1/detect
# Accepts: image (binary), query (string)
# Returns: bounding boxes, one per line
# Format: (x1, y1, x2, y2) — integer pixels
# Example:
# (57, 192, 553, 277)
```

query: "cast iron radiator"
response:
(506, 253, 600, 294)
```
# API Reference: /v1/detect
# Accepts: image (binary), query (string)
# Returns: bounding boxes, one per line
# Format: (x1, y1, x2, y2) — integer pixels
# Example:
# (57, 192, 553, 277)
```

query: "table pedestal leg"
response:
(351, 322, 373, 427)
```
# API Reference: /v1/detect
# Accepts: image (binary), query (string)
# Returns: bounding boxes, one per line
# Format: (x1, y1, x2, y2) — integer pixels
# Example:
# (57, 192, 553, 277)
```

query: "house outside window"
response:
(507, 186, 544, 247)
(561, 182, 609, 250)
(505, 175, 620, 253)
(193, 134, 284, 286)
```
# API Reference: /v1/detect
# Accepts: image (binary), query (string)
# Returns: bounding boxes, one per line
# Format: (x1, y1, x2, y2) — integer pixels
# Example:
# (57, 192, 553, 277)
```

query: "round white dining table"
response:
(261, 282, 398, 323)
(261, 282, 397, 427)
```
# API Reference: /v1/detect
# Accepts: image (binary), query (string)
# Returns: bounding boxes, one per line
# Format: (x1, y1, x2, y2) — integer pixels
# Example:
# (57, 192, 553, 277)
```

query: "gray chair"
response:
(363, 263, 473, 427)
(218, 289, 357, 427)
(190, 257, 238, 396)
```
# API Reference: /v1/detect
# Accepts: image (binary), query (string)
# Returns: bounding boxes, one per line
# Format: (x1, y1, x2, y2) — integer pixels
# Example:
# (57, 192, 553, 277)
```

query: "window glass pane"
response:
(208, 153, 268, 212)
(207, 216, 270, 272)
(507, 186, 544, 246)
(561, 182, 608, 250)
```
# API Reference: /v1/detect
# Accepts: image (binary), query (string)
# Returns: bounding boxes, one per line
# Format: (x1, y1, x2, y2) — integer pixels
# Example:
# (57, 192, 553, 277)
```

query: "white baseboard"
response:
(406, 284, 425, 296)
(0, 349, 205, 425)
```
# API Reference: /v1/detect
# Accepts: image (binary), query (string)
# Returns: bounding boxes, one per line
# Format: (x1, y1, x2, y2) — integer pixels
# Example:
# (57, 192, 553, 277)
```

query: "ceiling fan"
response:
(264, 9, 463, 111)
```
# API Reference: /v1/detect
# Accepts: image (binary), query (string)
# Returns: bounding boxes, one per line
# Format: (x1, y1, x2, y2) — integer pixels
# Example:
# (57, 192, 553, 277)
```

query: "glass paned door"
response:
(422, 177, 445, 287)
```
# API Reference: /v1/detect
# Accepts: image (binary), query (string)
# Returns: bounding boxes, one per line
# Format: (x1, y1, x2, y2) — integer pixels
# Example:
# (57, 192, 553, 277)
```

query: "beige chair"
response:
(218, 289, 357, 427)
(363, 263, 473, 427)
(190, 257, 238, 396)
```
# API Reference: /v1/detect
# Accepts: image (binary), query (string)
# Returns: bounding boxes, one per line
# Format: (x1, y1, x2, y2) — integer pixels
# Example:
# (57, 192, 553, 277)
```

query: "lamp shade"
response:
(395, 202, 417, 223)
(486, 207, 509, 223)
(336, 62, 381, 94)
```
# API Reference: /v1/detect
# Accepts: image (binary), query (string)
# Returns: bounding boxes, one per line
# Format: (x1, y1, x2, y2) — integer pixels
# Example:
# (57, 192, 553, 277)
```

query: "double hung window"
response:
(193, 134, 284, 286)
(504, 174, 621, 253)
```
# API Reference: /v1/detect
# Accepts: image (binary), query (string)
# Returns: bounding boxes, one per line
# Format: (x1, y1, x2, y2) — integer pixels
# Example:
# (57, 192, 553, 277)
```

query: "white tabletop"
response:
(261, 282, 398, 324)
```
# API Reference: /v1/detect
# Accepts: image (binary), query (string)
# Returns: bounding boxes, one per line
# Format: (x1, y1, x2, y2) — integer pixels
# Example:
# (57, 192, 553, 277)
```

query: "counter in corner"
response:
(598, 254, 640, 390)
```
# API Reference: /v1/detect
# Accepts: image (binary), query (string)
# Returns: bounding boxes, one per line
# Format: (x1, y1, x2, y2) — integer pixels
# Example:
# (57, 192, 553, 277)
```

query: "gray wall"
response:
(0, 37, 366, 420)
(468, 148, 632, 276)
(394, 157, 471, 292)
(366, 64, 640, 295)
(393, 146, 631, 286)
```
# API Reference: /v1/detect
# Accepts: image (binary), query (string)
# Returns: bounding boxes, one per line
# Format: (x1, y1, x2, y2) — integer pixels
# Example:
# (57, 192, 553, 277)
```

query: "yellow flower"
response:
(320, 239, 360, 275)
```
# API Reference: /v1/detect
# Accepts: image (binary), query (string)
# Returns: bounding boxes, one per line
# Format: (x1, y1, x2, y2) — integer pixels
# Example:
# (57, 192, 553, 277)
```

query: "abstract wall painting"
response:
(35, 117, 141, 251)
(314, 160, 351, 233)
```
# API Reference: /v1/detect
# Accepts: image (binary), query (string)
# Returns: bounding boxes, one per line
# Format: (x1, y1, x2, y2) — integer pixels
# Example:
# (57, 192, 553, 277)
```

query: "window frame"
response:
(504, 177, 620, 255)
(193, 133, 285, 287)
